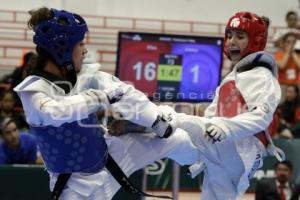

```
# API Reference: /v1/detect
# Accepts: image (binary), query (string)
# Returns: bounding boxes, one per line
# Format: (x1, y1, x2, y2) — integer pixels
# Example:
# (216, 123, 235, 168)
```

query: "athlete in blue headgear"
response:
(13, 7, 199, 200)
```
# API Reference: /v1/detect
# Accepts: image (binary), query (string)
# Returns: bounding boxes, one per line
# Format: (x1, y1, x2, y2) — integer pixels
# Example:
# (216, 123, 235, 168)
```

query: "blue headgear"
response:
(33, 8, 88, 66)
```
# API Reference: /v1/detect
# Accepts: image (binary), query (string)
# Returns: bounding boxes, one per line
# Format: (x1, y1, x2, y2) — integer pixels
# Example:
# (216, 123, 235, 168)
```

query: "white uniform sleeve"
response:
(209, 67, 281, 140)
(94, 72, 159, 127)
(19, 91, 96, 127)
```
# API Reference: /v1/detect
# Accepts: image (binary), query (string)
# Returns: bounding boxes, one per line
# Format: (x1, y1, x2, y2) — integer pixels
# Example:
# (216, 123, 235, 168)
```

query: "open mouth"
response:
(230, 49, 241, 57)
(230, 49, 241, 56)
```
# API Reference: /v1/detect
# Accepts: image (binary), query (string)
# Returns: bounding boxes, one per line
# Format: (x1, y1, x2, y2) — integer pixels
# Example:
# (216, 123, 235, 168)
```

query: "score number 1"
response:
(133, 62, 156, 81)
(190, 65, 199, 83)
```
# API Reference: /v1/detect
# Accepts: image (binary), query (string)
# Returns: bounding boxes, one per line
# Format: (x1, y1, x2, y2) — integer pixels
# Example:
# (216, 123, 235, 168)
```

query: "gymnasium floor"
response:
(144, 191, 254, 200)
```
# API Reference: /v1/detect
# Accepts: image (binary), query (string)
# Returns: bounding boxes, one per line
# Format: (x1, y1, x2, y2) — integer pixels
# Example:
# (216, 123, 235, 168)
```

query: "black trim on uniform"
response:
(33, 70, 72, 93)
(51, 173, 71, 200)
(236, 61, 273, 73)
(105, 154, 173, 199)
(51, 154, 173, 200)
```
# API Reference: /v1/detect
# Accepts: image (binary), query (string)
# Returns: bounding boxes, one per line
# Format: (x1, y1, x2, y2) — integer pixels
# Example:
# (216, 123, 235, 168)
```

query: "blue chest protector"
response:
(31, 113, 108, 173)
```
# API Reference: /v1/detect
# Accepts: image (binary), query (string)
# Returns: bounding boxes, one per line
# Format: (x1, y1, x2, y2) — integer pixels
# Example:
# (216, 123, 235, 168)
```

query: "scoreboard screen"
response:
(116, 32, 223, 102)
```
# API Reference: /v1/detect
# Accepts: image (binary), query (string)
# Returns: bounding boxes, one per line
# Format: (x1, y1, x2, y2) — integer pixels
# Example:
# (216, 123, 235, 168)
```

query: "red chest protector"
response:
(217, 80, 269, 146)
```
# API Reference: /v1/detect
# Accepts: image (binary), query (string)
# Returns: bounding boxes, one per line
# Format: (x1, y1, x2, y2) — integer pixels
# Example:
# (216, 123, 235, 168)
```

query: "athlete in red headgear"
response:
(224, 12, 268, 59)
(172, 11, 285, 199)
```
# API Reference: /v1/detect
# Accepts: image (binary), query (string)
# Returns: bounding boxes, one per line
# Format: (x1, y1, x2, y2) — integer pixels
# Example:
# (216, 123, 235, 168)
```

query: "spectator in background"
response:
(0, 117, 42, 165)
(276, 85, 300, 138)
(9, 52, 37, 107)
(9, 52, 37, 90)
(273, 11, 300, 48)
(275, 32, 300, 86)
(0, 91, 28, 130)
(255, 160, 300, 200)
(0, 52, 37, 85)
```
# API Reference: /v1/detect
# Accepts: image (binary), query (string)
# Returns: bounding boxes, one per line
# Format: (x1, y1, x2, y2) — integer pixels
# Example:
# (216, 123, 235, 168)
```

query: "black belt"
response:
(51, 173, 71, 200)
(51, 154, 173, 200)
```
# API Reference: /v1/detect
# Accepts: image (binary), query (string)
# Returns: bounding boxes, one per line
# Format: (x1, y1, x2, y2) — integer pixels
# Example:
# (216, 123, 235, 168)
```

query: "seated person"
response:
(0, 90, 28, 130)
(9, 52, 37, 107)
(9, 52, 37, 90)
(0, 117, 41, 164)
(255, 160, 300, 200)
(277, 85, 300, 138)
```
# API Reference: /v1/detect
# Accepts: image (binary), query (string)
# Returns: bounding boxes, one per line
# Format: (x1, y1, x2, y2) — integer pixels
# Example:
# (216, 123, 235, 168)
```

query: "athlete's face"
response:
(1, 122, 20, 149)
(226, 30, 249, 65)
(72, 40, 88, 73)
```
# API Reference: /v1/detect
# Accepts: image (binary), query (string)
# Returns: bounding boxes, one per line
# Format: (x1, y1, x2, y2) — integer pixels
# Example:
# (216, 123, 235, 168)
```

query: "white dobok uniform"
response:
(175, 52, 283, 200)
(14, 63, 200, 200)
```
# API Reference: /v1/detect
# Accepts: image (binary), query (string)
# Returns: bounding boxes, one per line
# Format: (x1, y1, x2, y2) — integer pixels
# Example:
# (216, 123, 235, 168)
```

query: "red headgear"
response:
(224, 12, 268, 59)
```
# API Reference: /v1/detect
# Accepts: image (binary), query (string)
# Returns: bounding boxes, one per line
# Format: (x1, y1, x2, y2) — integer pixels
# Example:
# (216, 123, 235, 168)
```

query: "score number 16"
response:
(133, 62, 156, 81)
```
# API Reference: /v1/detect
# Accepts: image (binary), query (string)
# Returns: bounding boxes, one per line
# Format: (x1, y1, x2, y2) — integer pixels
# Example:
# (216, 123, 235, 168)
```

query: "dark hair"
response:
(275, 160, 293, 171)
(282, 32, 297, 42)
(280, 85, 300, 124)
(0, 117, 15, 134)
(27, 7, 52, 30)
(261, 16, 271, 28)
(22, 52, 35, 66)
(28, 7, 53, 71)
(287, 84, 300, 101)
(286, 11, 297, 20)
(0, 90, 14, 101)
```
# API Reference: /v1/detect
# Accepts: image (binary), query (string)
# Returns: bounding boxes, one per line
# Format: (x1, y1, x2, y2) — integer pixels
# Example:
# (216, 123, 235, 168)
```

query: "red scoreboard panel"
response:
(118, 40, 171, 96)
